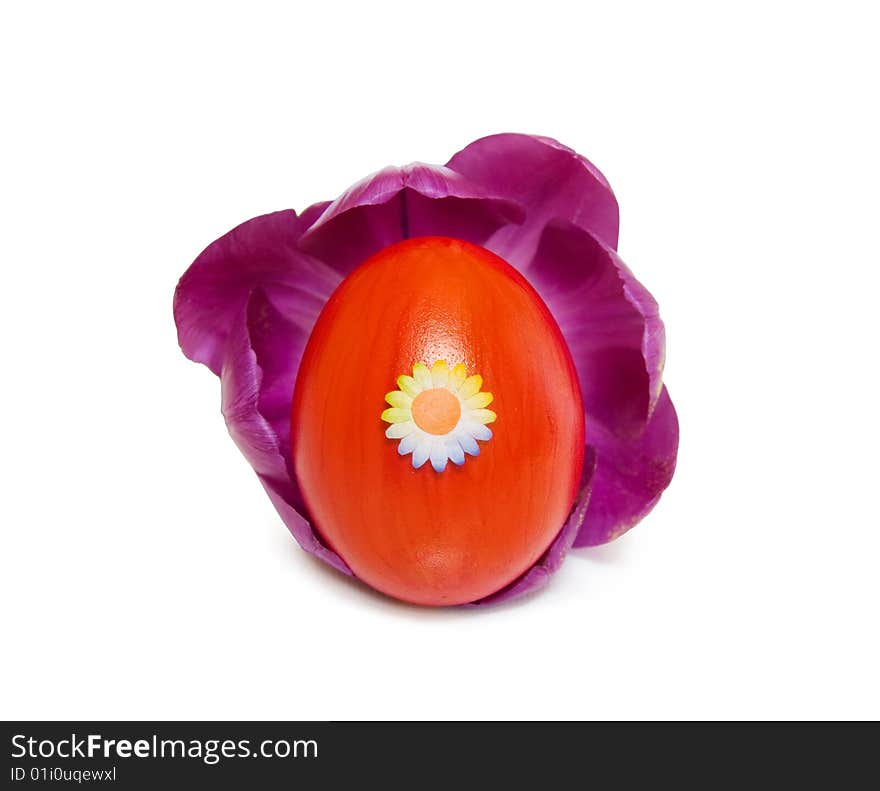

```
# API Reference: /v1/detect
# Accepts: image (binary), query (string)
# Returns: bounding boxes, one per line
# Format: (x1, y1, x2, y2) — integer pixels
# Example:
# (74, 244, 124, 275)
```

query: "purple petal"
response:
(261, 476, 352, 575)
(529, 220, 666, 435)
(467, 448, 598, 606)
(523, 220, 676, 545)
(245, 288, 313, 503)
(575, 386, 679, 547)
(218, 302, 284, 483)
(174, 209, 337, 376)
(174, 210, 351, 571)
(446, 133, 620, 269)
(219, 291, 351, 574)
(298, 163, 524, 276)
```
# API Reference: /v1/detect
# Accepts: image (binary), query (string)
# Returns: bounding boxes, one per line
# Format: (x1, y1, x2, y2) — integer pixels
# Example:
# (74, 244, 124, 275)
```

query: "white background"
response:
(2, 1, 878, 720)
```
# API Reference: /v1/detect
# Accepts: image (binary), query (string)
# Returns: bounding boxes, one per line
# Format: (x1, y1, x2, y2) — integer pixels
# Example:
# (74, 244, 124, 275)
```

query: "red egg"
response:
(292, 237, 584, 605)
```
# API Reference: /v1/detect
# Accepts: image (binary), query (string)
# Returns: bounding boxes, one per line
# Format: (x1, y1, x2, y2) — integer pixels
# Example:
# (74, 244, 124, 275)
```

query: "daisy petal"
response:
(386, 421, 416, 439)
(430, 440, 449, 472)
(431, 359, 449, 388)
(397, 374, 421, 397)
(449, 363, 467, 392)
(413, 362, 432, 390)
(464, 392, 493, 410)
(381, 407, 411, 423)
(412, 436, 431, 469)
(445, 438, 465, 466)
(467, 423, 493, 442)
(470, 408, 497, 425)
(457, 432, 480, 456)
(459, 374, 483, 399)
(398, 432, 420, 455)
(385, 390, 413, 408)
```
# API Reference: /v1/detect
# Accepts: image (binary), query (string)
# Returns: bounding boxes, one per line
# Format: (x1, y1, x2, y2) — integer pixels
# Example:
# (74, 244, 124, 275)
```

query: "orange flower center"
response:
(411, 388, 461, 435)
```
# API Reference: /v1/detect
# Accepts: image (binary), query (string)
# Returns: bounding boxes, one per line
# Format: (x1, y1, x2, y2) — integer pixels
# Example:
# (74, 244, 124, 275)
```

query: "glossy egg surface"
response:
(292, 237, 584, 605)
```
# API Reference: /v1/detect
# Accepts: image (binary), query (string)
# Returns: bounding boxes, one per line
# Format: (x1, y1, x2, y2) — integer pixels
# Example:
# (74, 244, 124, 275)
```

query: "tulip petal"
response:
(218, 291, 351, 574)
(261, 478, 352, 574)
(530, 220, 666, 434)
(446, 133, 619, 269)
(174, 210, 353, 573)
(524, 220, 676, 543)
(174, 209, 339, 376)
(298, 163, 524, 276)
(575, 386, 679, 546)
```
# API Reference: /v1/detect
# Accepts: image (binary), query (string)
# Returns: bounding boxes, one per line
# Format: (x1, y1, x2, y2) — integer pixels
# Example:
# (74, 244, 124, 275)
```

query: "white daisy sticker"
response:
(381, 360, 497, 472)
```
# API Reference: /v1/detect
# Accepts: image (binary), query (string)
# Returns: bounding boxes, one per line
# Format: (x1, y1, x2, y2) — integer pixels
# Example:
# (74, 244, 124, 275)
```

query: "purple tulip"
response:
(173, 133, 679, 605)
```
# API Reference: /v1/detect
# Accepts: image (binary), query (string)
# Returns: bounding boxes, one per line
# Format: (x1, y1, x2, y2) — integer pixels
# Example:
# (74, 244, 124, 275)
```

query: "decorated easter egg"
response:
(292, 237, 584, 605)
